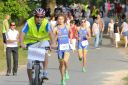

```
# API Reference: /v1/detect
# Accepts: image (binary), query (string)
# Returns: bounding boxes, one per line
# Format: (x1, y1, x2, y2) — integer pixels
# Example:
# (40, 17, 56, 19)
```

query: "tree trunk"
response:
(49, 0, 56, 15)
(41, 0, 47, 8)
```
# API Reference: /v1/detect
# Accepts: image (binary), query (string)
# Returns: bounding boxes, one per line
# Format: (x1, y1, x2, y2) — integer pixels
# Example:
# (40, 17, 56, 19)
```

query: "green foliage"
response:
(0, 0, 31, 23)
(0, 1, 4, 20)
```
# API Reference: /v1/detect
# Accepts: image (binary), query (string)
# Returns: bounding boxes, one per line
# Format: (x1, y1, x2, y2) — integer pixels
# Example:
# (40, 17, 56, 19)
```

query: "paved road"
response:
(0, 38, 128, 85)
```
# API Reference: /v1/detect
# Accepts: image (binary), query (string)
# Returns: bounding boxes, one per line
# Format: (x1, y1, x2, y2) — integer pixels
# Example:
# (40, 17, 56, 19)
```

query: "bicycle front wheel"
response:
(34, 64, 41, 85)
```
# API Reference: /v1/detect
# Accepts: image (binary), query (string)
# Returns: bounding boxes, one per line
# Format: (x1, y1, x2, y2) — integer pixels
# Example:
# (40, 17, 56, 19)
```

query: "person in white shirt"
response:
(5, 22, 19, 76)
(108, 18, 114, 46)
(92, 19, 100, 48)
(50, 15, 57, 31)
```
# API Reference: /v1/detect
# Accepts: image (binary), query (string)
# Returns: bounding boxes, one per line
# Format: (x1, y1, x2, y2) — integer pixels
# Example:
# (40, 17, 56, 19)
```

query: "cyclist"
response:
(76, 18, 89, 72)
(20, 8, 54, 85)
(53, 14, 72, 85)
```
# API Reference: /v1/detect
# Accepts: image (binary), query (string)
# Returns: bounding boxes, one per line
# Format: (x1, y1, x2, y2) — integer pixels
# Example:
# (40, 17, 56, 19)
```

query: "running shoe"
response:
(61, 79, 66, 85)
(79, 57, 82, 62)
(82, 67, 86, 72)
(65, 71, 69, 80)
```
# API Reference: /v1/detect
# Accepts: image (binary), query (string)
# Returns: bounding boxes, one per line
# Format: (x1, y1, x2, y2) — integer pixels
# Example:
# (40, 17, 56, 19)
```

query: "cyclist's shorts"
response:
(57, 51, 69, 61)
(27, 40, 50, 48)
(27, 59, 43, 69)
(27, 40, 50, 69)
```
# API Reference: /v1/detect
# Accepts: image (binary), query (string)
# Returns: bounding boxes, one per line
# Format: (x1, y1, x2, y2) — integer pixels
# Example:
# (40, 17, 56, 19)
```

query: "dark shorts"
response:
(57, 50, 69, 60)
(2, 33, 7, 44)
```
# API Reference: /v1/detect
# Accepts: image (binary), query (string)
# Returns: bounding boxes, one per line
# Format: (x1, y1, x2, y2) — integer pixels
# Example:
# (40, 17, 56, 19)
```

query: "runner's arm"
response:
(92, 23, 95, 36)
(107, 23, 110, 34)
(117, 26, 120, 34)
(102, 20, 105, 32)
(76, 27, 80, 40)
(46, 23, 57, 47)
(86, 26, 91, 38)
(120, 24, 124, 35)
(53, 27, 58, 42)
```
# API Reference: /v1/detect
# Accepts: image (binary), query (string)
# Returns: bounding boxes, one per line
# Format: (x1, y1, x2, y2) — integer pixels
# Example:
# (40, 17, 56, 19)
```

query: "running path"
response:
(0, 38, 128, 85)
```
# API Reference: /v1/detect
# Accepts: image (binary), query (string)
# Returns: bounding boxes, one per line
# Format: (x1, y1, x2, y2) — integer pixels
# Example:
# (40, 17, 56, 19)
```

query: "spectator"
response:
(2, 14, 10, 51)
(114, 19, 120, 48)
(86, 7, 91, 19)
(69, 20, 77, 52)
(5, 22, 19, 76)
(92, 19, 100, 49)
(121, 19, 128, 48)
(45, 6, 51, 18)
(97, 14, 105, 45)
(110, 2, 115, 17)
(108, 18, 115, 46)
(91, 5, 98, 21)
(50, 15, 57, 31)
(107, 0, 111, 16)
(74, 8, 81, 26)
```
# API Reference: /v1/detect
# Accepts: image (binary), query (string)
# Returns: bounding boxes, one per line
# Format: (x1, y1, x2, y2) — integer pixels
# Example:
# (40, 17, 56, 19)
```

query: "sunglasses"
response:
(10, 24, 16, 26)
(81, 21, 85, 23)
(35, 15, 44, 18)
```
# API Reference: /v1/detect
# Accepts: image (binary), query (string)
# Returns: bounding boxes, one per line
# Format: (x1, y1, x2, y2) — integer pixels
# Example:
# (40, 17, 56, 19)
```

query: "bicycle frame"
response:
(32, 60, 42, 85)
(31, 47, 50, 85)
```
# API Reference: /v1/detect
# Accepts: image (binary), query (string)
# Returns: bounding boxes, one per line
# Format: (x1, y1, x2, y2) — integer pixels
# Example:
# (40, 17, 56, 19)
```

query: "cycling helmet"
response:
(33, 8, 45, 16)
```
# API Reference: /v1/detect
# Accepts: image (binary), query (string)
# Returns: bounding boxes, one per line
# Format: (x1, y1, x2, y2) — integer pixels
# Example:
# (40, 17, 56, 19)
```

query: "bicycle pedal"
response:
(42, 77, 49, 80)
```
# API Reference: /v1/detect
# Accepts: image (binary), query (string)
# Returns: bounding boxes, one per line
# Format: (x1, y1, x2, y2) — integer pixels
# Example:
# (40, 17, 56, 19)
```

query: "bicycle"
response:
(27, 42, 50, 85)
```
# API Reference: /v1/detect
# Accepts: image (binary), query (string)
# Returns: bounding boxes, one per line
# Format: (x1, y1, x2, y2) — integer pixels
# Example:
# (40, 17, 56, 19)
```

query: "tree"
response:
(0, 0, 31, 24)
(48, 0, 56, 15)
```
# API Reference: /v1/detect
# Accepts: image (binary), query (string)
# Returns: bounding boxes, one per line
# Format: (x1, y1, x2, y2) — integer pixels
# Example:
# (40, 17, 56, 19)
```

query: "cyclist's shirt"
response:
(22, 22, 51, 47)
(22, 22, 51, 34)
(78, 28, 88, 49)
(57, 26, 70, 51)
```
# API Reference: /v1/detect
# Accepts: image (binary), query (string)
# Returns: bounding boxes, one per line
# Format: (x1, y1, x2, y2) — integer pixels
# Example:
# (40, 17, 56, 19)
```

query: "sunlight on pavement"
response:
(101, 70, 128, 85)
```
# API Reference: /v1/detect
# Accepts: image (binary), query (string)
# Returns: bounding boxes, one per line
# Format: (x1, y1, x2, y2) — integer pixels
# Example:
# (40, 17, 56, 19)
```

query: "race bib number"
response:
(81, 40, 88, 46)
(59, 44, 69, 50)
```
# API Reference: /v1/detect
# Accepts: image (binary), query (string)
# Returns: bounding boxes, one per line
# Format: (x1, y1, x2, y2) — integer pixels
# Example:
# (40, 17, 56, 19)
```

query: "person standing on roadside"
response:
(121, 19, 128, 48)
(5, 22, 19, 76)
(2, 15, 10, 51)
(69, 20, 77, 52)
(108, 18, 115, 46)
(97, 14, 104, 46)
(92, 19, 100, 49)
(114, 19, 120, 48)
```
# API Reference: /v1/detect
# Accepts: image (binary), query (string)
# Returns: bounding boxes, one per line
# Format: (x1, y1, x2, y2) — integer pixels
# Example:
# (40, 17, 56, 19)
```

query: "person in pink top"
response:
(69, 20, 77, 52)
(107, 0, 111, 12)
